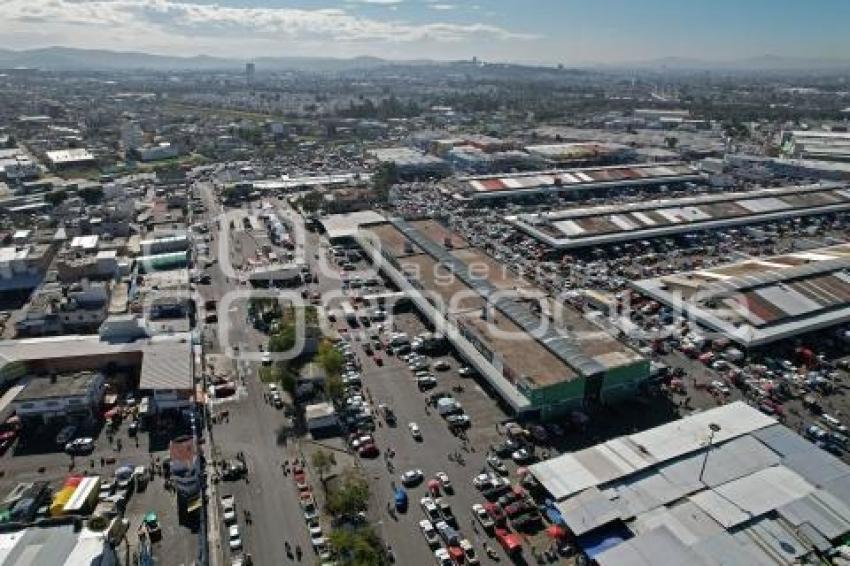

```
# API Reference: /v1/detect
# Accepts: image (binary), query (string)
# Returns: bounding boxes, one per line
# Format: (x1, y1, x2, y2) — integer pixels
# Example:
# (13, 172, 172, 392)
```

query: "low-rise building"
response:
(44, 148, 96, 169)
(13, 370, 105, 426)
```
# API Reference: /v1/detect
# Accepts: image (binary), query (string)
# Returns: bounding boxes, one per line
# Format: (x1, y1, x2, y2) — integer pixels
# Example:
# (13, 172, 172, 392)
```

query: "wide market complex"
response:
(352, 217, 649, 419)
(509, 182, 850, 251)
(630, 242, 850, 348)
(452, 162, 703, 201)
(529, 401, 850, 566)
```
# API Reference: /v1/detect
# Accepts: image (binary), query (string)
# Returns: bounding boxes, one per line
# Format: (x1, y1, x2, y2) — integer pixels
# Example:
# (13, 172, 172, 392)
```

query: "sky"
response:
(2, 0, 849, 64)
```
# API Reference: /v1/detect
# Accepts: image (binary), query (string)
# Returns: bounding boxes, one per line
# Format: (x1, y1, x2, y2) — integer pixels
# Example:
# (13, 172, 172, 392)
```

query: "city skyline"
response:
(2, 0, 849, 65)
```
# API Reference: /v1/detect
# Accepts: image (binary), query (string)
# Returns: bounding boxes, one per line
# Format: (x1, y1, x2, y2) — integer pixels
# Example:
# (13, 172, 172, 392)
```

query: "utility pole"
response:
(698, 423, 721, 484)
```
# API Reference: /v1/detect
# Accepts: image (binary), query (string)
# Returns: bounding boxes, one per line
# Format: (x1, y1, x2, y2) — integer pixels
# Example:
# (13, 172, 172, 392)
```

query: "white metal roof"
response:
(529, 402, 776, 501)
(689, 466, 815, 529)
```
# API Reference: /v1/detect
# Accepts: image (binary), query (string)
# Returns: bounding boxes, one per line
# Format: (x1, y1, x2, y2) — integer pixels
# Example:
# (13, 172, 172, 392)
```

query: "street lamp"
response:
(698, 423, 721, 485)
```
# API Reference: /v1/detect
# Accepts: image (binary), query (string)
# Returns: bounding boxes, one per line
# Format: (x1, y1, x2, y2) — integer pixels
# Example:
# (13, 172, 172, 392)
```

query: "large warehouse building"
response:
(454, 162, 703, 201)
(357, 218, 648, 418)
(529, 401, 850, 566)
(509, 182, 850, 250)
(630, 242, 850, 348)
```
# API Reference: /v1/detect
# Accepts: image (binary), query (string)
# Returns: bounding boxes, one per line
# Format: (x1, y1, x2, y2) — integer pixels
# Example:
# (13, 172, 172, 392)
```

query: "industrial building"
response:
(529, 401, 850, 566)
(509, 182, 850, 250)
(370, 147, 451, 179)
(357, 218, 648, 418)
(782, 130, 850, 162)
(454, 162, 702, 201)
(631, 242, 850, 348)
(44, 148, 95, 169)
(524, 142, 637, 167)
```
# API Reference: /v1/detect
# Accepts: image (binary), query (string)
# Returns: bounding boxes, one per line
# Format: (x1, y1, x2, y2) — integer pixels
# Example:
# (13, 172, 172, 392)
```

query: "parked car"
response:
(419, 519, 440, 547)
(401, 469, 424, 487)
(228, 525, 242, 551)
(221, 494, 237, 524)
(435, 471, 453, 494)
(421, 497, 441, 522)
(65, 437, 95, 455)
(472, 503, 495, 531)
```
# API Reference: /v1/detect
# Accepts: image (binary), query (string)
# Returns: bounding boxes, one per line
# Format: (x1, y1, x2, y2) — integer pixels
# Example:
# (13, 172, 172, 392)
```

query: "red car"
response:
(495, 528, 522, 556)
(484, 502, 506, 524)
(358, 443, 379, 458)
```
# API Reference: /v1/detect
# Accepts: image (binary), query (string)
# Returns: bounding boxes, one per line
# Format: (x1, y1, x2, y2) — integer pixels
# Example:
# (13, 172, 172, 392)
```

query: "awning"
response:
(577, 523, 632, 559)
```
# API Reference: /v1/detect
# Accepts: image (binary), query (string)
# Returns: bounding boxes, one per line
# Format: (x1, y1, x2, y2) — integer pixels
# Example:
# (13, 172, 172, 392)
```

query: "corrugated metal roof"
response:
(690, 466, 815, 529)
(392, 218, 606, 377)
(778, 490, 850, 540)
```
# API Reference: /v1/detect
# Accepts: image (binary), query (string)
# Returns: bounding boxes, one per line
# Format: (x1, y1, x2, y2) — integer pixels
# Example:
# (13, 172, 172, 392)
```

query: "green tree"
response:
(328, 527, 390, 566)
(269, 323, 297, 354)
(316, 340, 344, 378)
(325, 374, 344, 404)
(310, 449, 336, 491)
(326, 468, 370, 517)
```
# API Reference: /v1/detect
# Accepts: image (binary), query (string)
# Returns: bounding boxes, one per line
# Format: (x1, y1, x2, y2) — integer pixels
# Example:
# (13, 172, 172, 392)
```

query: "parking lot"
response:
(0, 405, 198, 565)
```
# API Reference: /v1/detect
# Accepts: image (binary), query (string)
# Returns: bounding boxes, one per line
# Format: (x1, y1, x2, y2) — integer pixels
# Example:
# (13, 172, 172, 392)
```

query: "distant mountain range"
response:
(1, 46, 850, 73)
(0, 46, 393, 72)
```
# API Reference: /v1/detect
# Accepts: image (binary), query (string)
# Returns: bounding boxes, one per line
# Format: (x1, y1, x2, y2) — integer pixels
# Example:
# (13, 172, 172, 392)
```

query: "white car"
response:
(409, 422, 422, 440)
(228, 525, 242, 551)
(221, 494, 236, 524)
(472, 503, 494, 530)
(419, 519, 440, 547)
(401, 469, 424, 486)
(710, 380, 730, 395)
(420, 496, 441, 521)
(460, 539, 480, 565)
(435, 471, 452, 493)
(434, 548, 453, 566)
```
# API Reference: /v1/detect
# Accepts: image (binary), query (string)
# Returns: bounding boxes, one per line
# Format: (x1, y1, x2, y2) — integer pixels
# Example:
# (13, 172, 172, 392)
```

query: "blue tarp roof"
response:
(577, 523, 633, 559)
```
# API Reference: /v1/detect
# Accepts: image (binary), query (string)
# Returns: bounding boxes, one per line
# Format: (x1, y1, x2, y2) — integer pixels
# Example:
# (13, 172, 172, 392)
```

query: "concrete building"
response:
(781, 130, 850, 162)
(370, 147, 451, 179)
(631, 242, 850, 348)
(16, 281, 110, 336)
(136, 142, 179, 162)
(529, 401, 850, 566)
(524, 142, 637, 167)
(0, 333, 193, 415)
(44, 149, 95, 169)
(13, 370, 105, 426)
(455, 162, 703, 201)
(0, 243, 54, 292)
(359, 218, 648, 418)
(509, 183, 850, 251)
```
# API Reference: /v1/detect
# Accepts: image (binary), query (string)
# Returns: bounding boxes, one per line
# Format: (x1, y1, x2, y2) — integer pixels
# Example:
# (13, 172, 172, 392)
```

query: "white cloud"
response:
(429, 3, 456, 10)
(2, 0, 533, 50)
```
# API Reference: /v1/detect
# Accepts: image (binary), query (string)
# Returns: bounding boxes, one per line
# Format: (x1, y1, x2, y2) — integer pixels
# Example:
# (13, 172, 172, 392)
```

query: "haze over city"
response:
(2, 0, 850, 64)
